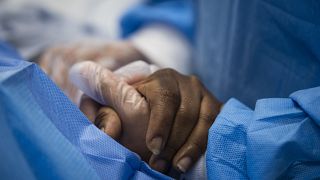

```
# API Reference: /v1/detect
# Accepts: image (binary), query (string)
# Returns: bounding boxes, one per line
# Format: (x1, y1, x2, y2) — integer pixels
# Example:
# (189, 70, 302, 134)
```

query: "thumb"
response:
(95, 107, 122, 140)
(69, 61, 146, 114)
(69, 61, 115, 105)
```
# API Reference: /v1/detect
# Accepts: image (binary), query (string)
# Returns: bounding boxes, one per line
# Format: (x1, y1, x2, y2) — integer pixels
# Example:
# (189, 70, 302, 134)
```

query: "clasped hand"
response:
(68, 61, 221, 174)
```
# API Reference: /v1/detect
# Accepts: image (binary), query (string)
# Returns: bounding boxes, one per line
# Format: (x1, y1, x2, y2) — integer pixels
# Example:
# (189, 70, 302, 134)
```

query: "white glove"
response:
(69, 60, 158, 106)
(69, 60, 159, 161)
(40, 41, 149, 103)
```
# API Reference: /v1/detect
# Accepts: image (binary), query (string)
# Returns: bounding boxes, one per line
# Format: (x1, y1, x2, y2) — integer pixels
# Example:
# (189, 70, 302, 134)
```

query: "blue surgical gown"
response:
(0, 42, 170, 179)
(121, 0, 320, 179)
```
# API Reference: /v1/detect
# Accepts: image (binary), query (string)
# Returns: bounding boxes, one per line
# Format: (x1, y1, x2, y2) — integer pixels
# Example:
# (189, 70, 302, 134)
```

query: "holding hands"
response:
(69, 61, 221, 173)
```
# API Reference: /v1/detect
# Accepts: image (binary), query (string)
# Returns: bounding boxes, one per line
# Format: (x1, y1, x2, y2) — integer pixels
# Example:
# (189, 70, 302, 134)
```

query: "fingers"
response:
(39, 47, 63, 75)
(136, 69, 181, 156)
(69, 61, 154, 105)
(69, 61, 150, 119)
(39, 45, 84, 102)
(172, 93, 220, 173)
(39, 45, 79, 72)
(143, 85, 180, 156)
(148, 76, 201, 172)
(72, 61, 158, 116)
(95, 107, 122, 140)
(78, 83, 123, 141)
(79, 94, 101, 123)
(69, 61, 120, 105)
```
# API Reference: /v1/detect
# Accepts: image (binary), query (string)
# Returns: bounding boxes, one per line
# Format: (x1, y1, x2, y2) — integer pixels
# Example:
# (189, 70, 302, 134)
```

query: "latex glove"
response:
(76, 60, 159, 124)
(70, 61, 157, 162)
(39, 40, 148, 103)
(69, 61, 221, 173)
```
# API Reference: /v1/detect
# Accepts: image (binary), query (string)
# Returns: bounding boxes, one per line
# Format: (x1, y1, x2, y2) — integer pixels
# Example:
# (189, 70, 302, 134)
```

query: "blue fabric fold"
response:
(207, 99, 252, 179)
(0, 42, 170, 180)
(207, 94, 320, 179)
(290, 87, 320, 126)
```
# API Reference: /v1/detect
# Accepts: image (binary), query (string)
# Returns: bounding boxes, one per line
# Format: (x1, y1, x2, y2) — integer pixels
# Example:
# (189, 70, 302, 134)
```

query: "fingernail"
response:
(154, 159, 167, 172)
(100, 126, 106, 133)
(177, 157, 192, 173)
(149, 137, 163, 155)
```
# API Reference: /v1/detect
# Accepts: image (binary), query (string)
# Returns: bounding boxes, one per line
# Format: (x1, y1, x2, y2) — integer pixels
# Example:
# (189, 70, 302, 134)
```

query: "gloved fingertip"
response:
(69, 61, 107, 105)
(69, 62, 93, 96)
(69, 61, 91, 85)
(70, 60, 96, 74)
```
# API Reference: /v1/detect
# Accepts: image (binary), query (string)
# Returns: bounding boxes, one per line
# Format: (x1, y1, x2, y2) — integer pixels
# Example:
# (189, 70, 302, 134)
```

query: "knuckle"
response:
(152, 87, 180, 107)
(177, 104, 188, 116)
(176, 105, 194, 123)
(175, 97, 198, 123)
(136, 84, 147, 96)
(152, 68, 178, 79)
(160, 88, 180, 102)
(190, 75, 202, 87)
(199, 112, 215, 125)
(181, 96, 193, 107)
(160, 68, 176, 76)
(95, 107, 117, 126)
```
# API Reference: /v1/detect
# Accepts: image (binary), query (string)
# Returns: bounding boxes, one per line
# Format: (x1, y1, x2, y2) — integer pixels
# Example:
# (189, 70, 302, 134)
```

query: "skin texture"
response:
(71, 62, 222, 174)
(73, 61, 155, 162)
(132, 69, 222, 173)
(41, 40, 222, 174)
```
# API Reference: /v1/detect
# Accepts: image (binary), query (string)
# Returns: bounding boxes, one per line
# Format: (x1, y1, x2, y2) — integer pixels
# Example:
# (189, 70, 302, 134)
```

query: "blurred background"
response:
(0, 0, 193, 104)
(0, 0, 142, 59)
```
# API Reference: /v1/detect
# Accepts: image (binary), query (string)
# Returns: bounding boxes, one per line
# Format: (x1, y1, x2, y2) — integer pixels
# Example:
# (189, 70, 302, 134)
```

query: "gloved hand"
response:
(69, 61, 221, 173)
(39, 40, 149, 103)
(70, 61, 158, 162)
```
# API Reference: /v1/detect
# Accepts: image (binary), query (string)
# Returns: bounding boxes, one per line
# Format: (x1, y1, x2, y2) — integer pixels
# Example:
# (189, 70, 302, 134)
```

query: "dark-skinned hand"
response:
(69, 61, 222, 174)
